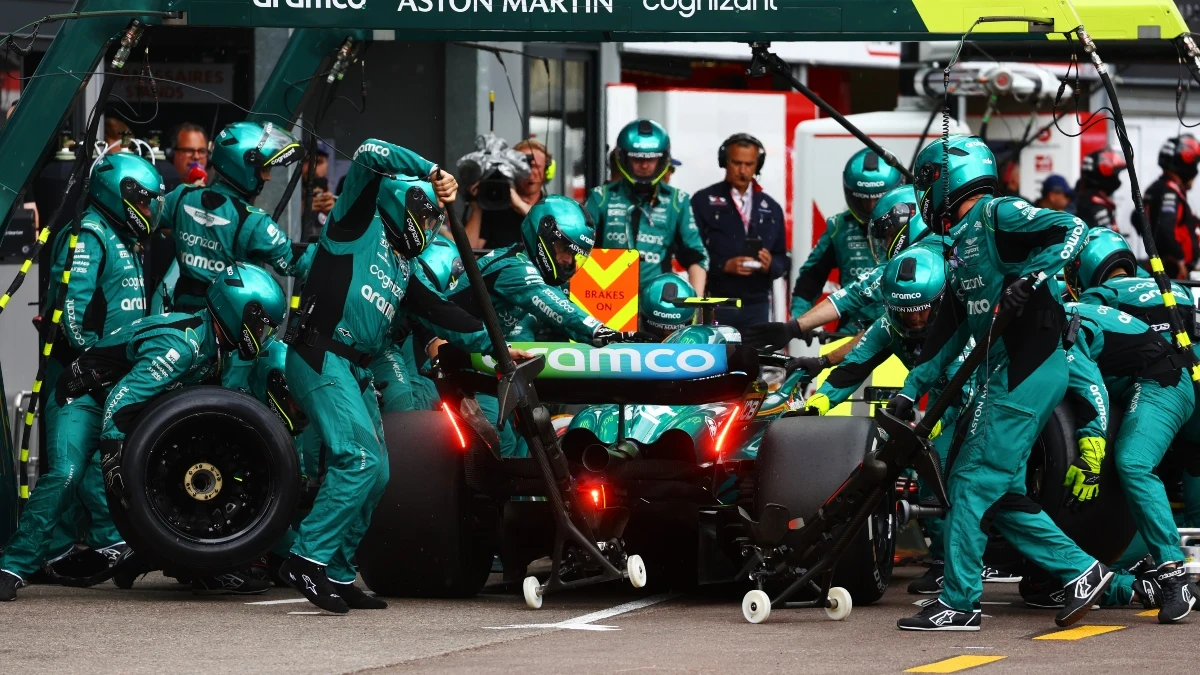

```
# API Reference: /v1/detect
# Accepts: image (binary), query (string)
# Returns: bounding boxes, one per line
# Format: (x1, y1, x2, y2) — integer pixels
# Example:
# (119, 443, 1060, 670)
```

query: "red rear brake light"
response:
(442, 401, 468, 450)
(715, 404, 741, 456)
(580, 483, 607, 509)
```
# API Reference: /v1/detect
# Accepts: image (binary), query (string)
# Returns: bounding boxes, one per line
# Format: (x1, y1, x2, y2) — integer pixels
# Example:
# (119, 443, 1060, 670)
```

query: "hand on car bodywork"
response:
(743, 320, 811, 350)
(885, 394, 914, 421)
(787, 355, 829, 376)
(803, 392, 831, 415)
(591, 327, 658, 346)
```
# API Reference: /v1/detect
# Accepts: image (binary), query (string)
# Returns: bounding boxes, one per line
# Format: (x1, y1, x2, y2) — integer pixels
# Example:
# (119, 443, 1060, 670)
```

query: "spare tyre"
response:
(755, 415, 894, 605)
(358, 410, 497, 598)
(105, 386, 299, 573)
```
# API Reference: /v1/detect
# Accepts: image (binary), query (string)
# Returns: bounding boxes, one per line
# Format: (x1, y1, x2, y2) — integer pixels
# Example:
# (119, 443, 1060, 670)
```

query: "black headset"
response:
(718, 133, 766, 174)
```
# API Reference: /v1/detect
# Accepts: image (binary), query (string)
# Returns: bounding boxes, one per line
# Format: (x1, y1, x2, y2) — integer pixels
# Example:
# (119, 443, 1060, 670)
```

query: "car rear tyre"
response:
(106, 386, 299, 573)
(755, 416, 893, 605)
(358, 411, 497, 598)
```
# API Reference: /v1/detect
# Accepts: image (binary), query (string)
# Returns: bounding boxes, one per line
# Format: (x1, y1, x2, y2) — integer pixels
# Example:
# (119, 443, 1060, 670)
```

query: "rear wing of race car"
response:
(438, 342, 761, 406)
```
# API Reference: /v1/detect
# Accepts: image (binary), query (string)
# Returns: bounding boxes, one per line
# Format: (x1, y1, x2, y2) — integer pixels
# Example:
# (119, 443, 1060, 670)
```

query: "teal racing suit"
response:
(40, 207, 147, 562)
(285, 140, 494, 583)
(164, 181, 314, 311)
(584, 181, 709, 291)
(815, 314, 967, 560)
(790, 210, 876, 320)
(1062, 303, 1193, 606)
(898, 196, 1096, 612)
(448, 244, 608, 457)
(1, 310, 227, 580)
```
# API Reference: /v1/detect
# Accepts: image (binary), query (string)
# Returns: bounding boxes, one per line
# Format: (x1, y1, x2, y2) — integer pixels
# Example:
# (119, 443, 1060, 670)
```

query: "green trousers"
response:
(369, 343, 418, 414)
(270, 426, 322, 559)
(286, 349, 389, 583)
(1112, 378, 1193, 566)
(478, 394, 529, 459)
(917, 421, 954, 561)
(1, 394, 120, 578)
(940, 350, 1096, 611)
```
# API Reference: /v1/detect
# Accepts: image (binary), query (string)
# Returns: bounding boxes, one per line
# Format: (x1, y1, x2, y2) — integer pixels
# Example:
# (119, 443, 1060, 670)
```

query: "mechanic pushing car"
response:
(1074, 149, 1127, 232)
(448, 195, 648, 458)
(890, 135, 1109, 632)
(22, 153, 162, 583)
(165, 121, 314, 313)
(1053, 302, 1196, 622)
(789, 148, 905, 319)
(803, 247, 965, 595)
(397, 234, 467, 412)
(279, 139, 526, 614)
(0, 263, 286, 601)
(585, 119, 708, 296)
(744, 185, 931, 364)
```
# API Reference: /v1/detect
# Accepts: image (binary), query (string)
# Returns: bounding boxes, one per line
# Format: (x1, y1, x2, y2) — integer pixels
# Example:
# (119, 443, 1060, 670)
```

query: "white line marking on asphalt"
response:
(483, 593, 673, 631)
(288, 611, 322, 615)
(246, 598, 310, 605)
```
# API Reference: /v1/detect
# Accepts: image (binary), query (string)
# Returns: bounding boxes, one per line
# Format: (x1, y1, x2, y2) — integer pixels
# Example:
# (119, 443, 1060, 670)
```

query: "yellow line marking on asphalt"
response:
(1136, 609, 1158, 617)
(1033, 625, 1125, 640)
(905, 655, 1006, 673)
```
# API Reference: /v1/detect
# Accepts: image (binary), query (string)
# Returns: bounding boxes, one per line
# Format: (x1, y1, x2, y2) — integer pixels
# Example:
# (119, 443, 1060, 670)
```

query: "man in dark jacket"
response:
(1142, 135, 1200, 279)
(692, 133, 789, 331)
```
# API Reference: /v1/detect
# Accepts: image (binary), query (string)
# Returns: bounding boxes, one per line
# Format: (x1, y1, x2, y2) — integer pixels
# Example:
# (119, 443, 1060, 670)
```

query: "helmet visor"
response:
(256, 124, 303, 169)
(406, 186, 445, 242)
(120, 176, 164, 238)
(239, 300, 280, 359)
(868, 203, 915, 264)
(845, 190, 880, 224)
(890, 303, 934, 337)
(538, 215, 589, 283)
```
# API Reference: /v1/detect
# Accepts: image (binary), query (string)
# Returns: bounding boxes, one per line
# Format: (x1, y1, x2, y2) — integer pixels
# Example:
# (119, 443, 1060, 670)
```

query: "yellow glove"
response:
(804, 393, 831, 416)
(928, 419, 943, 440)
(1063, 437, 1105, 503)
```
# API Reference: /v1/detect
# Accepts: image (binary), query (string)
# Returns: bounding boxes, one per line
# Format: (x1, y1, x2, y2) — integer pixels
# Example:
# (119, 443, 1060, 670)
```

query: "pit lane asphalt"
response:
(2, 566, 1192, 674)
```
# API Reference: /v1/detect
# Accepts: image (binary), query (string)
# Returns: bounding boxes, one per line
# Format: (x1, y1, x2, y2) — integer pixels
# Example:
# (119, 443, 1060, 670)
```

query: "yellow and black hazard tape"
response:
(0, 226, 51, 316)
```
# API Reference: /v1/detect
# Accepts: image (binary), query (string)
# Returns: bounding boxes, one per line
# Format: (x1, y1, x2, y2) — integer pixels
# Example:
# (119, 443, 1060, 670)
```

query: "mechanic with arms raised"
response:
(891, 135, 1109, 632)
(23, 154, 162, 582)
(280, 140, 526, 613)
(164, 121, 313, 312)
(585, 119, 708, 296)
(0, 263, 286, 601)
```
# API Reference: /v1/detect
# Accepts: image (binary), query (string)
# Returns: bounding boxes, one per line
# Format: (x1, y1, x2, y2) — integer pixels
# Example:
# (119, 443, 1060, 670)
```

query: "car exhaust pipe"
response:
(897, 500, 945, 525)
(581, 440, 639, 473)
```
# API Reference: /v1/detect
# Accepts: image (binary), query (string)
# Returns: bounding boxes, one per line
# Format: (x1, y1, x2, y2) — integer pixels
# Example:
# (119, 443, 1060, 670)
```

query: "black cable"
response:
(909, 103, 940, 172)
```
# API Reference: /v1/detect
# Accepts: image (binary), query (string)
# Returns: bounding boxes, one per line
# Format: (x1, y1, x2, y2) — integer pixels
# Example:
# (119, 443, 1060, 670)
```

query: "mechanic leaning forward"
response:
(803, 246, 965, 596)
(0, 263, 286, 601)
(585, 119, 708, 296)
(789, 148, 904, 322)
(447, 195, 647, 460)
(280, 139, 524, 614)
(890, 135, 1108, 632)
(7, 154, 160, 586)
(744, 184, 929, 367)
(691, 133, 789, 332)
(164, 120, 315, 314)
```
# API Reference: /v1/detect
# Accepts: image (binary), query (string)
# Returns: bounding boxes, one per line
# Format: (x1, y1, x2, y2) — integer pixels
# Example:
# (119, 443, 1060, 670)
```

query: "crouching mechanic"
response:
(745, 185, 934, 366)
(448, 195, 649, 458)
(789, 148, 905, 317)
(165, 121, 313, 312)
(23, 154, 161, 581)
(0, 263, 286, 600)
(892, 135, 1109, 632)
(1050, 302, 1196, 622)
(803, 247, 963, 595)
(281, 139, 523, 613)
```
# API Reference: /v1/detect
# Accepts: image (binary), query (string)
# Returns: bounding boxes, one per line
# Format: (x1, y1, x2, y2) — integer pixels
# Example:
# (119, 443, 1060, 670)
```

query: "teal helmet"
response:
(206, 262, 287, 360)
(882, 246, 947, 341)
(377, 175, 445, 259)
(256, 338, 308, 435)
(210, 121, 302, 199)
(867, 185, 928, 265)
(1063, 227, 1137, 300)
(616, 119, 671, 192)
(843, 147, 906, 224)
(521, 195, 595, 287)
(640, 273, 696, 338)
(89, 153, 165, 241)
(913, 135, 997, 232)
(416, 234, 464, 294)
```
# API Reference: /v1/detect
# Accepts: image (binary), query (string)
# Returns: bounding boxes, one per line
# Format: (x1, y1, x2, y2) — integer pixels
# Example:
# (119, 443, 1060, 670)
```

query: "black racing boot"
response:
(280, 555, 349, 614)
(0, 570, 23, 601)
(1022, 584, 1066, 609)
(331, 580, 388, 609)
(897, 598, 981, 631)
(1154, 563, 1195, 624)
(980, 566, 1022, 583)
(1125, 556, 1161, 610)
(1055, 561, 1112, 627)
(907, 561, 944, 595)
(192, 569, 271, 595)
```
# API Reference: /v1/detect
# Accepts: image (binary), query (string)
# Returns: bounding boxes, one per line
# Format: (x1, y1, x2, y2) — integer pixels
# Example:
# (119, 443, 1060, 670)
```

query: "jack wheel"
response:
(742, 589, 771, 624)
(626, 554, 647, 589)
(825, 586, 852, 621)
(522, 576, 543, 609)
